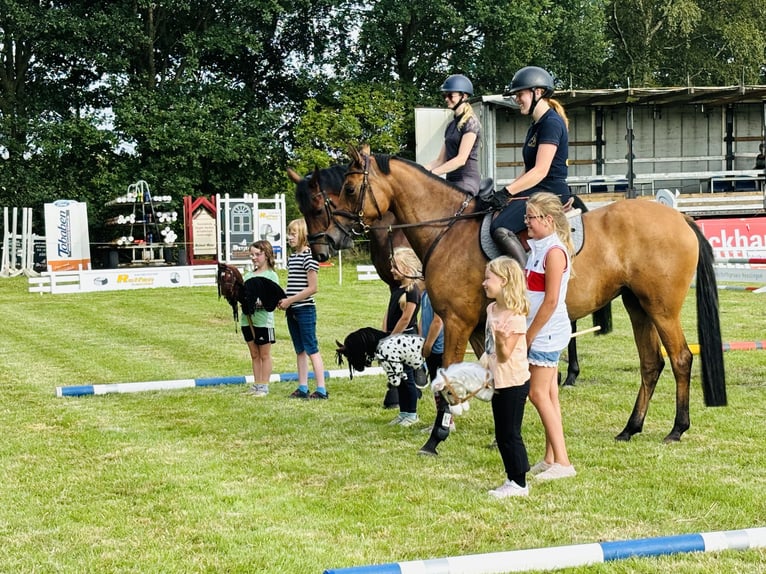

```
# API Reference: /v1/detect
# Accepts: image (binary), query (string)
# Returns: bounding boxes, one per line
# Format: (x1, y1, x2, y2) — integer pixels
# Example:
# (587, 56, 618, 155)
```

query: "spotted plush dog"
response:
(374, 333, 427, 388)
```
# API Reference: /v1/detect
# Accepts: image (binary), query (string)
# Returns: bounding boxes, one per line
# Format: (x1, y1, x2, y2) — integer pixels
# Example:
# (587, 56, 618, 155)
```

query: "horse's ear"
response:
(286, 167, 302, 183)
(347, 144, 362, 165)
(309, 166, 321, 189)
(359, 143, 371, 156)
(335, 340, 345, 351)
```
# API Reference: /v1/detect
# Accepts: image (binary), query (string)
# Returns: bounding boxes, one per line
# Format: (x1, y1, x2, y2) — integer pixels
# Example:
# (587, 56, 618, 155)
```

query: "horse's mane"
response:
(294, 164, 348, 213)
(335, 327, 388, 378)
(372, 154, 474, 197)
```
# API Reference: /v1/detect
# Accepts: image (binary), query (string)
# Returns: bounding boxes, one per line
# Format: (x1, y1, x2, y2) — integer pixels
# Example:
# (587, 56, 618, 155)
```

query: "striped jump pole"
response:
(56, 367, 385, 397)
(714, 257, 766, 265)
(661, 340, 766, 357)
(323, 527, 766, 574)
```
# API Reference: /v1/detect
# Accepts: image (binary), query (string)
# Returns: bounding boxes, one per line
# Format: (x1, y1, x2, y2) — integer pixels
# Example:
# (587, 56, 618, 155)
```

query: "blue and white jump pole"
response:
(55, 367, 384, 397)
(323, 527, 766, 574)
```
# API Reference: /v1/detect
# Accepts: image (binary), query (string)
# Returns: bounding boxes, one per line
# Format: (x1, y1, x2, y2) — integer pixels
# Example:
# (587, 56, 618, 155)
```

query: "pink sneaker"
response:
(529, 460, 553, 476)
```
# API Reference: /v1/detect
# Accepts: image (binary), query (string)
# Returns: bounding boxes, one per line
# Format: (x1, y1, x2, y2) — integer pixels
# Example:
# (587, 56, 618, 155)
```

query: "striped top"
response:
(285, 248, 319, 308)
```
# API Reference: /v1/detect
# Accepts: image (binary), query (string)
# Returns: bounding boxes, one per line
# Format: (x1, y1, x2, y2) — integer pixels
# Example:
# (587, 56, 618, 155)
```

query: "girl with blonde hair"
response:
(523, 191, 575, 480)
(424, 74, 481, 196)
(482, 256, 532, 498)
(278, 218, 328, 399)
(384, 247, 425, 426)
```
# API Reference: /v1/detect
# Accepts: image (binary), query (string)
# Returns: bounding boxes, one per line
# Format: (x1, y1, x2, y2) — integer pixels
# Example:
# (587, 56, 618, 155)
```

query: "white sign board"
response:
(415, 107, 452, 165)
(44, 200, 91, 271)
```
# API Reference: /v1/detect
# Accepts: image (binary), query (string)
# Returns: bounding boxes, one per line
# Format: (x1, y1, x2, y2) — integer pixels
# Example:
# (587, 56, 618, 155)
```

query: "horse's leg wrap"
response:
(418, 393, 451, 456)
(492, 227, 528, 266)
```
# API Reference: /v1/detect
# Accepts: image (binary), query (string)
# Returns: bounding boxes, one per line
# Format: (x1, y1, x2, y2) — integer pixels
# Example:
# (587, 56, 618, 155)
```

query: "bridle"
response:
(329, 152, 492, 272)
(326, 154, 385, 242)
(305, 172, 338, 249)
(440, 375, 494, 406)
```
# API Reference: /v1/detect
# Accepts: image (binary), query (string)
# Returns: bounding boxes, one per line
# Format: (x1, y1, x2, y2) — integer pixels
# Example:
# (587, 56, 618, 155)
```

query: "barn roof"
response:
(476, 85, 766, 110)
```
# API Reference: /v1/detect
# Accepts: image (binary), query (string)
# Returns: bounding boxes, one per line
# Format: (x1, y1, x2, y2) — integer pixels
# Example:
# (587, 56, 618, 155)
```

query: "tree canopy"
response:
(1, 0, 764, 232)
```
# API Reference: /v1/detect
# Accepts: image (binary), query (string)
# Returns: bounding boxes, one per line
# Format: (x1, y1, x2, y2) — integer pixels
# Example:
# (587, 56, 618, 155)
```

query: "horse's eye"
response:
(343, 184, 356, 196)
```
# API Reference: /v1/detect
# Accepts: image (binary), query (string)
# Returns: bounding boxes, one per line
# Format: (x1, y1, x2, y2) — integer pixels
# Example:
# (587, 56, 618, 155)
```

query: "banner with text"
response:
(44, 200, 92, 271)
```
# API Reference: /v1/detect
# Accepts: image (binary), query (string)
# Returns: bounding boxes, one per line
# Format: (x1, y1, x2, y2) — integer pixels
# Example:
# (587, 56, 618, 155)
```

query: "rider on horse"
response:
(490, 66, 571, 265)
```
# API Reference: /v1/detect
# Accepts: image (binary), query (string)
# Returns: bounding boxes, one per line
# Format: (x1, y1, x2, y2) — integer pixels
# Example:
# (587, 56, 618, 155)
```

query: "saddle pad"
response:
(568, 209, 585, 255)
(480, 213, 503, 260)
(481, 208, 585, 258)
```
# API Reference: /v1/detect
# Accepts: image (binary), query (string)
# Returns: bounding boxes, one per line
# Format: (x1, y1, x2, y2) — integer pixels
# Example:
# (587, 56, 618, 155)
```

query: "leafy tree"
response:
(605, 0, 766, 86)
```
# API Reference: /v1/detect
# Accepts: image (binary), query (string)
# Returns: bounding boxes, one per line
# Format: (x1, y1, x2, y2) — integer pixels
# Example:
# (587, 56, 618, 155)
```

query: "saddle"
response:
(479, 196, 586, 260)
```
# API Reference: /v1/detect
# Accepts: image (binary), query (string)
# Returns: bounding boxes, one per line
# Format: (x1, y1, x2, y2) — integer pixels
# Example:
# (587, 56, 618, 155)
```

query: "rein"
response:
(441, 377, 493, 406)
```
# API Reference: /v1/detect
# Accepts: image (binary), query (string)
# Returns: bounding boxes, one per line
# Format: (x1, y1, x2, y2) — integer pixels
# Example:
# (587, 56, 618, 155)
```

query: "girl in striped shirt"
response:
(277, 218, 328, 399)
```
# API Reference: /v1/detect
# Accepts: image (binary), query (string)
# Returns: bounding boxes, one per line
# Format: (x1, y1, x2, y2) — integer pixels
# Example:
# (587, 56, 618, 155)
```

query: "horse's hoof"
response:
(561, 378, 576, 387)
(614, 432, 632, 442)
(663, 434, 682, 443)
(418, 447, 438, 456)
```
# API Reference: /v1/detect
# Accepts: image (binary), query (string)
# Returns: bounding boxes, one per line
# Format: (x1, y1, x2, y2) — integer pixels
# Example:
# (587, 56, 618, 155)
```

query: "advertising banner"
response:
(258, 208, 286, 266)
(44, 200, 92, 271)
(70, 267, 197, 293)
(697, 216, 766, 257)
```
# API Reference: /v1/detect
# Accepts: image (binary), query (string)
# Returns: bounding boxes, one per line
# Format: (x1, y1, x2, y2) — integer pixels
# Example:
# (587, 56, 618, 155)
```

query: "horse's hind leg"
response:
(652, 316, 693, 443)
(616, 292, 666, 441)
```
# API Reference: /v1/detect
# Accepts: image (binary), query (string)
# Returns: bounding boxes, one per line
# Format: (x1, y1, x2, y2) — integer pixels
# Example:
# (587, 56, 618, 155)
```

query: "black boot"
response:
(492, 227, 528, 266)
(383, 383, 399, 409)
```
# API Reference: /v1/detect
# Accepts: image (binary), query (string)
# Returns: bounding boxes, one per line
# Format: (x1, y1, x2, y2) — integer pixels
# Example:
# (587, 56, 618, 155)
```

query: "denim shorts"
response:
(286, 305, 319, 355)
(528, 348, 561, 368)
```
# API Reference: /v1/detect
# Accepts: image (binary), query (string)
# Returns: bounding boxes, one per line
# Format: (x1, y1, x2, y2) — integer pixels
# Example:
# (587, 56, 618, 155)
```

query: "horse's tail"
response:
(592, 302, 613, 335)
(689, 219, 727, 407)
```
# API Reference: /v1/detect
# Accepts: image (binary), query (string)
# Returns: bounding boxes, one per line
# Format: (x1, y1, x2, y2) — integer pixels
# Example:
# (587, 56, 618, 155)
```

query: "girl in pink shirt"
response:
(481, 256, 531, 498)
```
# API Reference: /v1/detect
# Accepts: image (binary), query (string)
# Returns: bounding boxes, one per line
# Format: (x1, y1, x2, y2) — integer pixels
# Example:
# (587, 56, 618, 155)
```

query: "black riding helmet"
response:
(504, 66, 554, 98)
(440, 74, 474, 96)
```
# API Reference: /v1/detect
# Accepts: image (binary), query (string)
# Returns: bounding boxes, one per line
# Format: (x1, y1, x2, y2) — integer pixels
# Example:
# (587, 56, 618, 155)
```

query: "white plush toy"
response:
(431, 361, 494, 416)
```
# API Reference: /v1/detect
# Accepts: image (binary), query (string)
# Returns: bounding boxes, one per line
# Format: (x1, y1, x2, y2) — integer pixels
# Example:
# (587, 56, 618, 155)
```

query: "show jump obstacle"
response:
(323, 527, 766, 574)
(55, 367, 384, 397)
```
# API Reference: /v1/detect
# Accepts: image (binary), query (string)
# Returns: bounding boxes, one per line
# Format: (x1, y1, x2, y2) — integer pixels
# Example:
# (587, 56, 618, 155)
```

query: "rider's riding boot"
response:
(492, 227, 527, 266)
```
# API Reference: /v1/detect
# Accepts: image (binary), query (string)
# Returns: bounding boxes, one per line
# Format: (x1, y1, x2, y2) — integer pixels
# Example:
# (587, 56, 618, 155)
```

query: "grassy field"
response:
(1, 263, 765, 573)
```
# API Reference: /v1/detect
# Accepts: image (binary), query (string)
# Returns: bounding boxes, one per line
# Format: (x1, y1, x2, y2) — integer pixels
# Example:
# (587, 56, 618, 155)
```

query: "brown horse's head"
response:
(325, 146, 393, 251)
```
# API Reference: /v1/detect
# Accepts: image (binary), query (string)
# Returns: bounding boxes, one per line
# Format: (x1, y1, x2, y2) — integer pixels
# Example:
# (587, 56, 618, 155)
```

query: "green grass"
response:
(1, 265, 765, 573)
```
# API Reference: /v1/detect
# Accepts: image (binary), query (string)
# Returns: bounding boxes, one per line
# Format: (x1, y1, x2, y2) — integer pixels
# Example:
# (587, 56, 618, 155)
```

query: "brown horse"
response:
(289, 163, 599, 388)
(324, 147, 726, 450)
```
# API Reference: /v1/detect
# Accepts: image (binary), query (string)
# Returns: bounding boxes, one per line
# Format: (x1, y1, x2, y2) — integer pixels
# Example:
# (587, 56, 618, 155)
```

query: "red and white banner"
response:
(697, 217, 766, 259)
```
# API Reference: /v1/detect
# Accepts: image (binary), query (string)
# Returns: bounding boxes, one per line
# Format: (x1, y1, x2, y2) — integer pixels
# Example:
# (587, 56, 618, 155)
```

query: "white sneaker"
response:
(488, 479, 529, 498)
(398, 414, 419, 427)
(529, 460, 553, 476)
(387, 413, 406, 426)
(535, 463, 576, 481)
